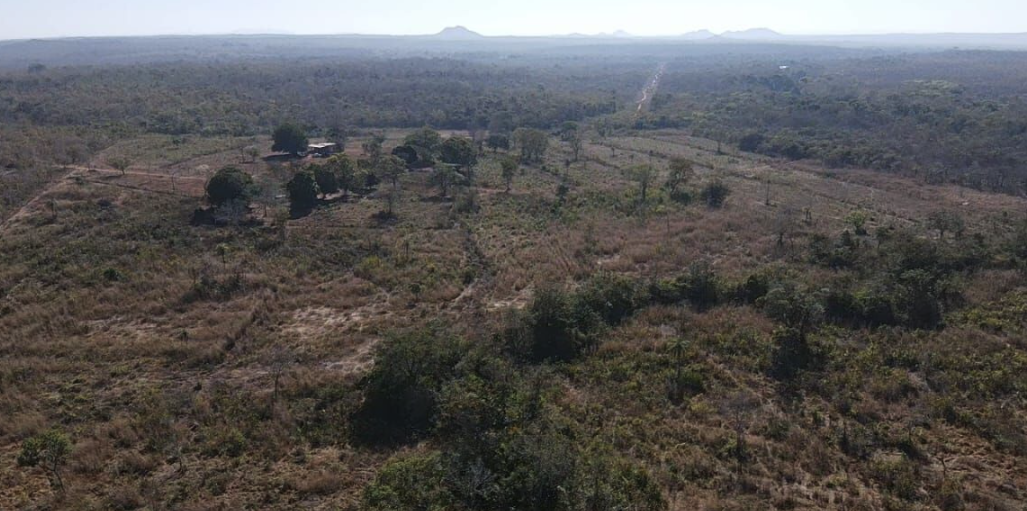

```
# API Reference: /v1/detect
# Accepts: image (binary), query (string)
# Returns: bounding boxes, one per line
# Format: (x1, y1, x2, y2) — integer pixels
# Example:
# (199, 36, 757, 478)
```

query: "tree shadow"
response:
(263, 153, 304, 164)
(289, 204, 315, 219)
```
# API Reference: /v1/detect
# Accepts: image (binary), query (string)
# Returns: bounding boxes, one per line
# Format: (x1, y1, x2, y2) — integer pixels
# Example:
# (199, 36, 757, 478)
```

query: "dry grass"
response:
(1, 129, 1026, 509)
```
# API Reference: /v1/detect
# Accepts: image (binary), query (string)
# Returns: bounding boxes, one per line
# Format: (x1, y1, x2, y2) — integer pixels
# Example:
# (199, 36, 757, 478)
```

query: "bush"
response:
(700, 180, 730, 208)
(352, 329, 465, 444)
(769, 327, 815, 381)
(514, 286, 603, 363)
(206, 166, 253, 207)
(576, 272, 646, 326)
(311, 164, 339, 196)
(271, 122, 308, 155)
(649, 262, 721, 311)
(18, 429, 71, 491)
(286, 170, 319, 211)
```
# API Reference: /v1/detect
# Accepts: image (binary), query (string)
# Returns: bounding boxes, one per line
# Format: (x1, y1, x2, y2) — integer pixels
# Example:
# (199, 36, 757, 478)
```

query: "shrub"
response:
(769, 327, 815, 381)
(700, 180, 730, 208)
(576, 272, 646, 326)
(206, 166, 253, 207)
(311, 164, 339, 196)
(362, 452, 452, 511)
(271, 122, 308, 155)
(18, 429, 72, 491)
(649, 262, 721, 311)
(352, 329, 465, 444)
(517, 286, 602, 363)
(286, 170, 319, 211)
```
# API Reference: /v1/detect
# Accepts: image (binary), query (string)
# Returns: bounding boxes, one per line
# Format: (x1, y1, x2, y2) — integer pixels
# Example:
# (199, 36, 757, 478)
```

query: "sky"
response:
(0, 0, 1025, 40)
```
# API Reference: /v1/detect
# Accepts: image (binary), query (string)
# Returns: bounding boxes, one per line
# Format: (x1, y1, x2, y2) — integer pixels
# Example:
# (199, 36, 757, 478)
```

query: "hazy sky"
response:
(1, 0, 1025, 40)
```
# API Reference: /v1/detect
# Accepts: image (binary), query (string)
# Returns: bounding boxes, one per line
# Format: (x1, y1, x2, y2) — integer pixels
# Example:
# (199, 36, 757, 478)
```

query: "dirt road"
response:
(636, 64, 667, 114)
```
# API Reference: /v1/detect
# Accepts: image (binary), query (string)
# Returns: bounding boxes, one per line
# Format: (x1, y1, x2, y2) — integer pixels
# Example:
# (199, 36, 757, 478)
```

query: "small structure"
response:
(307, 143, 338, 157)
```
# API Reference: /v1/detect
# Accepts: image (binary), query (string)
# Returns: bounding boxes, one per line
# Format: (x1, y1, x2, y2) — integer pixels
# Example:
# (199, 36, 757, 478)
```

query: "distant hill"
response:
(677, 29, 716, 41)
(432, 26, 485, 40)
(721, 28, 784, 41)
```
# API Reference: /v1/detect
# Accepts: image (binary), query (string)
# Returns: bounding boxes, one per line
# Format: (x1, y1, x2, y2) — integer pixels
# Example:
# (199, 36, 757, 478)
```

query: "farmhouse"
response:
(307, 142, 338, 157)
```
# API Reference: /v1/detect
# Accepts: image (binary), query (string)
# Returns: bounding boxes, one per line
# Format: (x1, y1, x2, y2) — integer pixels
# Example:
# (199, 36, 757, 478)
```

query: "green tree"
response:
(431, 165, 458, 198)
(362, 134, 386, 164)
(377, 155, 407, 190)
(665, 157, 693, 194)
(404, 127, 443, 158)
(286, 170, 319, 210)
(512, 128, 549, 164)
(440, 136, 477, 170)
(107, 156, 131, 176)
(272, 123, 309, 155)
(625, 164, 656, 211)
(565, 128, 584, 162)
(486, 133, 510, 153)
(700, 180, 730, 208)
(500, 156, 518, 192)
(311, 164, 339, 197)
(18, 429, 71, 492)
(927, 210, 965, 240)
(206, 166, 254, 206)
(325, 154, 356, 197)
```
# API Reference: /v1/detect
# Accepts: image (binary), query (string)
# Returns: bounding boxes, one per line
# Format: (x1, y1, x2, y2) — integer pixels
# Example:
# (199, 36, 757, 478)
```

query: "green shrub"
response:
(699, 180, 730, 208)
(512, 286, 603, 363)
(286, 170, 319, 210)
(18, 429, 72, 491)
(206, 166, 253, 207)
(362, 452, 453, 511)
(576, 272, 646, 326)
(351, 329, 465, 444)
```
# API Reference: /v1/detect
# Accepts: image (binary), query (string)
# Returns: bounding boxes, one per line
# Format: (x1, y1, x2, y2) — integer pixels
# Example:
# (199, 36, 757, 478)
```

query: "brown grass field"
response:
(1, 129, 1025, 510)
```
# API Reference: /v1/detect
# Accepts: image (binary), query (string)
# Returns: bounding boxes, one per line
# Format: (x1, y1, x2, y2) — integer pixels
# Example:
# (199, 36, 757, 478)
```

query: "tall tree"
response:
(311, 164, 339, 198)
(440, 136, 477, 170)
(287, 170, 319, 210)
(326, 154, 356, 198)
(500, 156, 518, 192)
(272, 123, 309, 155)
(512, 128, 549, 164)
(377, 155, 407, 190)
(206, 166, 254, 206)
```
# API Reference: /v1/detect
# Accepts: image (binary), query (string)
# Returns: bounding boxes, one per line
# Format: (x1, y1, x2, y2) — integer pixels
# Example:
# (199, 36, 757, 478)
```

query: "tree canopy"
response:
(206, 166, 254, 206)
(272, 123, 309, 155)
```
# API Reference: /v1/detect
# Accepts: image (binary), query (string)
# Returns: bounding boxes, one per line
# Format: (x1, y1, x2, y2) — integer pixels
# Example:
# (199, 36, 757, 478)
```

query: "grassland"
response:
(1, 128, 1026, 510)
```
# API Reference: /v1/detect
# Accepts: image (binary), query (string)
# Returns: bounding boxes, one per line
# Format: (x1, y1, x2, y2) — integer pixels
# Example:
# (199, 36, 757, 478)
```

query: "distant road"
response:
(636, 64, 667, 114)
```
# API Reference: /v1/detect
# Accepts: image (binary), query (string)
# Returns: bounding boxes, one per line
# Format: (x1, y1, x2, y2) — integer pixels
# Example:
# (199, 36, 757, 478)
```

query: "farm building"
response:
(307, 142, 339, 157)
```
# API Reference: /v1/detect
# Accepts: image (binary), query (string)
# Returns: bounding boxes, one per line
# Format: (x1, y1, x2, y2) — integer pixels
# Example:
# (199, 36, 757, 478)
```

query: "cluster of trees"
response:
(646, 51, 1027, 194)
(0, 58, 629, 138)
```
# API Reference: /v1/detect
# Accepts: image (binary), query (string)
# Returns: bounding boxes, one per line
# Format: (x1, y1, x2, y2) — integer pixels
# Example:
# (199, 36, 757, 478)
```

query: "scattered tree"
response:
(107, 156, 131, 176)
(287, 170, 319, 211)
(206, 166, 254, 207)
(700, 180, 730, 208)
(404, 127, 443, 157)
(325, 154, 356, 197)
(440, 136, 477, 170)
(512, 128, 549, 164)
(377, 155, 407, 190)
(486, 133, 510, 153)
(18, 429, 71, 492)
(927, 210, 965, 240)
(272, 123, 309, 155)
(431, 165, 458, 198)
(362, 134, 386, 164)
(312, 164, 339, 197)
(500, 156, 518, 192)
(625, 164, 656, 212)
